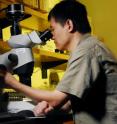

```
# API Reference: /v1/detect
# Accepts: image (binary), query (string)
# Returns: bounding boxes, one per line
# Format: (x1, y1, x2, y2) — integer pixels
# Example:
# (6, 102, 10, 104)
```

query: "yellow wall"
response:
(20, 16, 44, 30)
(40, 0, 61, 12)
(80, 0, 117, 56)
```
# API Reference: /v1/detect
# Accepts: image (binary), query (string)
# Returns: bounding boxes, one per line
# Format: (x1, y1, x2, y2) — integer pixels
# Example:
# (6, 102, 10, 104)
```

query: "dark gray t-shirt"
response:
(56, 34, 117, 124)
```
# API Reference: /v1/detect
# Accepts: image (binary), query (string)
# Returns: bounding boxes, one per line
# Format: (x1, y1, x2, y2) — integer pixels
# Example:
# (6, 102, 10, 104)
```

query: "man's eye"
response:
(51, 29, 54, 32)
(50, 27, 54, 32)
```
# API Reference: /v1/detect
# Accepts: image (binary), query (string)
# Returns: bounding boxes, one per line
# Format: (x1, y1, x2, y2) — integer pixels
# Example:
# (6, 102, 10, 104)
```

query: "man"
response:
(1, 0, 117, 124)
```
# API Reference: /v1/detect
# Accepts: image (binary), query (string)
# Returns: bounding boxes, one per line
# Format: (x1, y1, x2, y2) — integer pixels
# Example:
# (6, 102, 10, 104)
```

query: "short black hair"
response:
(48, 0, 91, 34)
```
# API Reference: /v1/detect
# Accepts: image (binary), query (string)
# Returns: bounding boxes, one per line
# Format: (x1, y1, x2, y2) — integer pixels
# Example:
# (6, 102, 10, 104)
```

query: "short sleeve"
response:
(56, 49, 100, 99)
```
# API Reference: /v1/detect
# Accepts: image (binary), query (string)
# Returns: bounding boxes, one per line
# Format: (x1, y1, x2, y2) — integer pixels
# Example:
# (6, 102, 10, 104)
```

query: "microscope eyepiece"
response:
(39, 29, 53, 44)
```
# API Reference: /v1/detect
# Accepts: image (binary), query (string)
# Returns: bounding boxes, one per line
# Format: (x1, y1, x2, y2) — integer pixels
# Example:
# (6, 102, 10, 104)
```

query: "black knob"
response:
(8, 53, 18, 65)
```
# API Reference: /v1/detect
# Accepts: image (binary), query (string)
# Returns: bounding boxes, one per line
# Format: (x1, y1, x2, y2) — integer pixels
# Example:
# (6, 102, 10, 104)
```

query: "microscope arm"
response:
(8, 31, 42, 48)
(8, 29, 52, 48)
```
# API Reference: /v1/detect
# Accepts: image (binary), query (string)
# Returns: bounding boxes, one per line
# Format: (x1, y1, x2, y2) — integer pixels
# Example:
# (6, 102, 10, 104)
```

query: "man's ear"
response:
(65, 19, 74, 33)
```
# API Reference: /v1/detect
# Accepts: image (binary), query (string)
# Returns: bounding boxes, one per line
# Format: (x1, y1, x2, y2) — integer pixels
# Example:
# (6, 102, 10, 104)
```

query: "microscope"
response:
(0, 4, 52, 86)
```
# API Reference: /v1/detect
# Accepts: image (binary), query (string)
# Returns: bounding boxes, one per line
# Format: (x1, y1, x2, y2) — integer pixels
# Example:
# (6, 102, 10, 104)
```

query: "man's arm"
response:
(4, 72, 69, 108)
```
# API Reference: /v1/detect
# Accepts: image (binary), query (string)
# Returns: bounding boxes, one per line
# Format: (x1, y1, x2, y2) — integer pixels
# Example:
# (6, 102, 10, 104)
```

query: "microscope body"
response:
(0, 30, 52, 86)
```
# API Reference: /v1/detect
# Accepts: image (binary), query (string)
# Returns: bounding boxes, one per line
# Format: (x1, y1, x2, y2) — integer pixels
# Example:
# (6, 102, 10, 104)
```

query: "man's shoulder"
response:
(78, 35, 99, 50)
(71, 35, 98, 58)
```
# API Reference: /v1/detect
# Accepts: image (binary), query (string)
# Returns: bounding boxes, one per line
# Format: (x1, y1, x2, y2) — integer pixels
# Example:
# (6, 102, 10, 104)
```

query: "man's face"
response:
(50, 18, 70, 50)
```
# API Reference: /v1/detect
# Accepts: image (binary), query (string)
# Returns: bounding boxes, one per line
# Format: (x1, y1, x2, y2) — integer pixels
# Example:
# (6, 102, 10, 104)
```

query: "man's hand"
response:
(0, 69, 16, 86)
(0, 69, 6, 77)
(33, 101, 54, 116)
(0, 69, 9, 88)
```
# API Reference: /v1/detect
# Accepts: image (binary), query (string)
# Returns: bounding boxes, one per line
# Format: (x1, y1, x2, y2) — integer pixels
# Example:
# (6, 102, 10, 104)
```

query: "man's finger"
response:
(44, 106, 54, 114)
(0, 70, 6, 76)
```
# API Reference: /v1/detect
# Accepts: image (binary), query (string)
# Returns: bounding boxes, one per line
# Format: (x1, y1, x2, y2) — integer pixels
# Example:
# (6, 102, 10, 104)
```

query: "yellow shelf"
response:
(0, 40, 11, 53)
(33, 48, 69, 70)
(33, 48, 69, 62)
(0, 0, 48, 20)
(24, 6, 48, 20)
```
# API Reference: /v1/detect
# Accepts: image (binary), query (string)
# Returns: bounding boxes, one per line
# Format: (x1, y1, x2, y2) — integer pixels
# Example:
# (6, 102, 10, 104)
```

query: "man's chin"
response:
(56, 45, 65, 51)
(56, 47, 63, 51)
